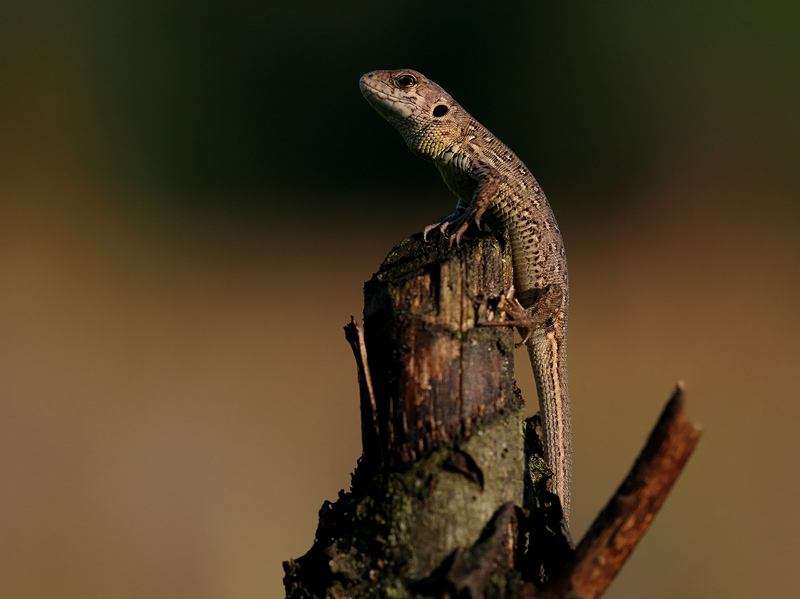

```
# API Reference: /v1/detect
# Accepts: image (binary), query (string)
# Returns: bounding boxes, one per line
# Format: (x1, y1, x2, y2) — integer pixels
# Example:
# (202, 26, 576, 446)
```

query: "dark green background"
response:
(1, 3, 799, 599)
(5, 1, 797, 210)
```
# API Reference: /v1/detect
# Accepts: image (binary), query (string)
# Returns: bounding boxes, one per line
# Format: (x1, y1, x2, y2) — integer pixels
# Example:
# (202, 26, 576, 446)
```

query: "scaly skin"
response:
(360, 69, 572, 525)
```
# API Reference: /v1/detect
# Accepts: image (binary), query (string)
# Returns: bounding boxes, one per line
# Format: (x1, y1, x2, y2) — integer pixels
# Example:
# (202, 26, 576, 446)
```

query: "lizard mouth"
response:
(359, 75, 413, 121)
(358, 77, 380, 107)
(359, 77, 390, 116)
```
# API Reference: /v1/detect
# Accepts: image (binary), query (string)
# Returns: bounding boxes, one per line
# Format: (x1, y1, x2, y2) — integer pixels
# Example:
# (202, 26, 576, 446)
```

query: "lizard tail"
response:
(527, 331, 572, 525)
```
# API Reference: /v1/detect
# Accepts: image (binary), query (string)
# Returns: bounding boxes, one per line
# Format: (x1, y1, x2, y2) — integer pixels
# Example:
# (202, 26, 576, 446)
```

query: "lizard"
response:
(359, 69, 572, 525)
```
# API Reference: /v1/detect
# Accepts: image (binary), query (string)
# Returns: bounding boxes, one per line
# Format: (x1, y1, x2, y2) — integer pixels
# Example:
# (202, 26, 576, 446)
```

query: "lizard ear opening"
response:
(432, 104, 449, 117)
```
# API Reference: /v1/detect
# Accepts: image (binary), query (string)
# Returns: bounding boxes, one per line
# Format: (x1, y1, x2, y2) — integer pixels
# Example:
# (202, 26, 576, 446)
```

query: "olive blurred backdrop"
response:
(1, 1, 798, 598)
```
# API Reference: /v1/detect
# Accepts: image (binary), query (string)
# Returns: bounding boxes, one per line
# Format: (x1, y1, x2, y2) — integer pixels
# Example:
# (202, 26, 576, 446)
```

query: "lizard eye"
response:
(432, 104, 449, 117)
(395, 74, 418, 88)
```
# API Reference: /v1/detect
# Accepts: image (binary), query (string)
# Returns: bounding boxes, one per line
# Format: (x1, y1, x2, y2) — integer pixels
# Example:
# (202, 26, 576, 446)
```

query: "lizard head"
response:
(359, 69, 465, 162)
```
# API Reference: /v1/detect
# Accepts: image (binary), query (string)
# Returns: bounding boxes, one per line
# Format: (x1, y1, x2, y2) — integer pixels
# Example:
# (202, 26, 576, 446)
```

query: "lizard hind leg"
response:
(498, 284, 565, 347)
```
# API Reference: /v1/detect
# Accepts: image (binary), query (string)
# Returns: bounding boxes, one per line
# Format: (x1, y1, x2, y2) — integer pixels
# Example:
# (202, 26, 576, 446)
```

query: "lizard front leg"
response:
(423, 169, 501, 245)
(445, 170, 501, 246)
(422, 198, 469, 240)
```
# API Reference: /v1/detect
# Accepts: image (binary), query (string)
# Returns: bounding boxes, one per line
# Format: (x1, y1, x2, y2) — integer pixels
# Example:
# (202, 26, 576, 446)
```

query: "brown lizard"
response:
(360, 69, 573, 525)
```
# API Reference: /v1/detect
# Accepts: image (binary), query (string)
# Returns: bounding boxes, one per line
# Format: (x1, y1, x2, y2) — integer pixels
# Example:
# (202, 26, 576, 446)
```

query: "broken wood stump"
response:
(359, 230, 518, 472)
(283, 229, 701, 599)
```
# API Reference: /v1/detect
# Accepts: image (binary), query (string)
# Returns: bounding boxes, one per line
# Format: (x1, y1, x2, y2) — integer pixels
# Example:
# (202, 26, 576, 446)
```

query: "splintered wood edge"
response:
(344, 318, 381, 464)
(344, 318, 378, 418)
(539, 385, 702, 599)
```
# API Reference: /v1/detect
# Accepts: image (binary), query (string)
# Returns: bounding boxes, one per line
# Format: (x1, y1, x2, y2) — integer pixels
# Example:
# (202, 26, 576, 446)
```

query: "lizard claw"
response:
(446, 203, 487, 246)
(424, 199, 469, 242)
(423, 212, 459, 241)
(449, 222, 468, 247)
(497, 287, 533, 345)
(494, 284, 564, 347)
(423, 219, 453, 241)
(423, 222, 441, 241)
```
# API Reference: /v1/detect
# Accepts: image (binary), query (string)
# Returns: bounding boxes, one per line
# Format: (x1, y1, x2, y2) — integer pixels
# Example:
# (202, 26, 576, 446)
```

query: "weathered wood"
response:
(361, 230, 517, 470)
(344, 317, 382, 471)
(284, 232, 702, 599)
(284, 231, 538, 597)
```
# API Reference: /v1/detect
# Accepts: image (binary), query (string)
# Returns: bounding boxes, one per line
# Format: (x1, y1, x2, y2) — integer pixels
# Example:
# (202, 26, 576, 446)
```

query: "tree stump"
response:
(360, 230, 518, 472)
(283, 230, 701, 599)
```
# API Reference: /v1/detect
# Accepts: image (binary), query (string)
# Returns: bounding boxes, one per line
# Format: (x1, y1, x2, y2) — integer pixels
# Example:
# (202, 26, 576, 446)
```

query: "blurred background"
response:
(1, 1, 798, 597)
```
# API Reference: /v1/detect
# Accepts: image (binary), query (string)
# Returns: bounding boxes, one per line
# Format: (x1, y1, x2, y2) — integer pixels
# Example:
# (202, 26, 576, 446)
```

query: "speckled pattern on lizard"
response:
(360, 69, 573, 525)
